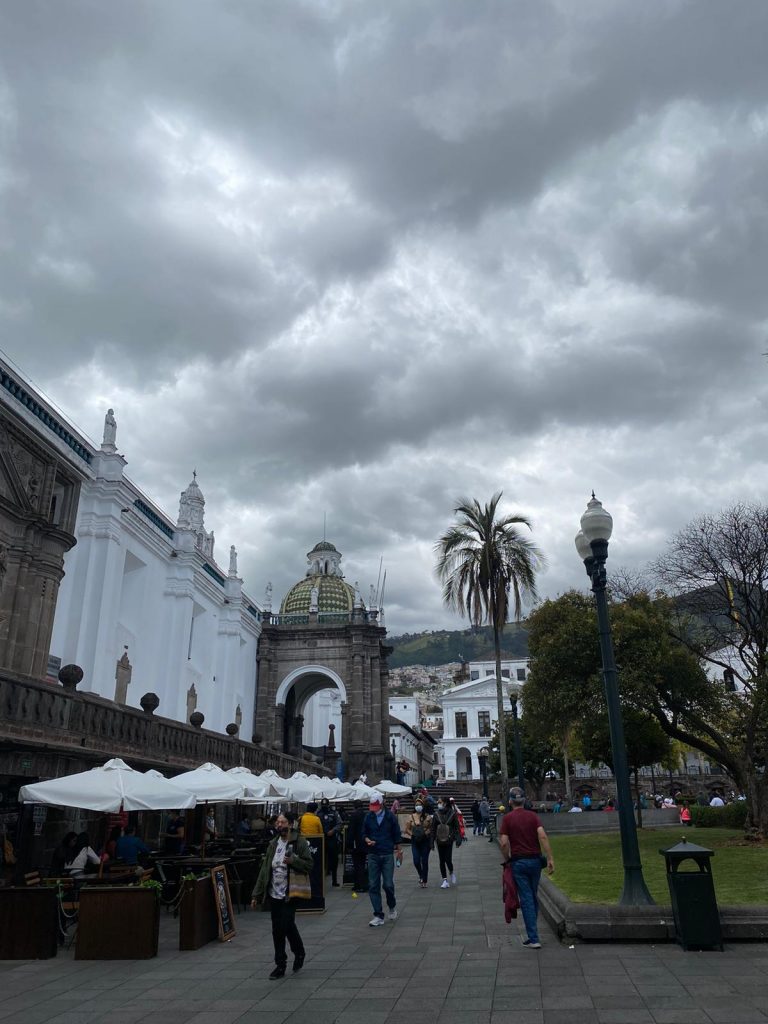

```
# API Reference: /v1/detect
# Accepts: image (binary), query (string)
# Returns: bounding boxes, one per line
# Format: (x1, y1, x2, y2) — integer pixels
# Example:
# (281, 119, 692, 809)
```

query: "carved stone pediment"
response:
(0, 441, 36, 510)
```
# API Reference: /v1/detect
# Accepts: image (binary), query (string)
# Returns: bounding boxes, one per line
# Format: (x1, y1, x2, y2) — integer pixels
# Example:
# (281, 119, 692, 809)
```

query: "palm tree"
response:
(435, 492, 544, 796)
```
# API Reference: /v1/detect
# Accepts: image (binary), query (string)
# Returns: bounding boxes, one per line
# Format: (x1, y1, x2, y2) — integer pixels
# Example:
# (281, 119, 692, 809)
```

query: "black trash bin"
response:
(660, 837, 723, 951)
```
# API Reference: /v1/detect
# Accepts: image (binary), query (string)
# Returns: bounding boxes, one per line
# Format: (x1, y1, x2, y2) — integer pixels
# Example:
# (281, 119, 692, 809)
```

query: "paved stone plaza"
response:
(2, 836, 767, 1024)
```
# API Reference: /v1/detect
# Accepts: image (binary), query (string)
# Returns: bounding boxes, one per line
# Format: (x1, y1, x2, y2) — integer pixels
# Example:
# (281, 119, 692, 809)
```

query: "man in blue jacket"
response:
(362, 792, 402, 927)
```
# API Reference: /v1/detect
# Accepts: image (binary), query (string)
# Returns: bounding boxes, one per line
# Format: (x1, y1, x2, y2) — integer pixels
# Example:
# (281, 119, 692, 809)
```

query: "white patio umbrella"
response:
(323, 778, 358, 802)
(169, 762, 244, 803)
(375, 780, 412, 797)
(18, 758, 196, 812)
(251, 769, 293, 799)
(304, 774, 347, 800)
(226, 766, 283, 801)
(345, 782, 376, 801)
(280, 771, 323, 803)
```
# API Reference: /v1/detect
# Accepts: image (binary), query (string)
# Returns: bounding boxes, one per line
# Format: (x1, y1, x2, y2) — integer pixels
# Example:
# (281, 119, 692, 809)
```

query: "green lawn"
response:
(548, 828, 768, 905)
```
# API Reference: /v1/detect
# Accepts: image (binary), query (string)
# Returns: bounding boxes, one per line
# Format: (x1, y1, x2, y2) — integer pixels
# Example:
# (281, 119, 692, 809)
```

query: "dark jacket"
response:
(253, 831, 313, 910)
(347, 807, 367, 852)
(362, 809, 402, 855)
(318, 806, 342, 840)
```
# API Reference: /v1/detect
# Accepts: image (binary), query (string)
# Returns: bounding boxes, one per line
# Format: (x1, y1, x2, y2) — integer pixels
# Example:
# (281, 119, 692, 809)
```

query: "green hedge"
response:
(690, 802, 749, 829)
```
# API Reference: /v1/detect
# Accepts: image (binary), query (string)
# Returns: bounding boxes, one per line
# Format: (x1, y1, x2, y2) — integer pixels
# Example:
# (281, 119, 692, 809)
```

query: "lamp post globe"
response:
(478, 746, 490, 800)
(576, 494, 654, 907)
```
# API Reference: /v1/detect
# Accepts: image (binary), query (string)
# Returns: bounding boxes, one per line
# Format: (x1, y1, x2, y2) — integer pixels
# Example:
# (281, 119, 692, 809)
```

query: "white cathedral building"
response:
(50, 411, 262, 735)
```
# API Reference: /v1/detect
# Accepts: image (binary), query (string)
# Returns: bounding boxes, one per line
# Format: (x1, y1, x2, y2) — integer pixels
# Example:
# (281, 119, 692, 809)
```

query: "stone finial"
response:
(186, 684, 197, 721)
(228, 544, 238, 577)
(226, 722, 239, 736)
(327, 722, 336, 752)
(140, 692, 160, 715)
(101, 408, 117, 450)
(114, 649, 132, 705)
(189, 711, 205, 728)
(59, 664, 84, 691)
(252, 733, 263, 745)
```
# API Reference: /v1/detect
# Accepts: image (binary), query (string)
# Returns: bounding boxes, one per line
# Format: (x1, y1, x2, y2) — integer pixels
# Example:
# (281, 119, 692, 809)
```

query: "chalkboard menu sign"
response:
(296, 835, 325, 913)
(210, 865, 236, 941)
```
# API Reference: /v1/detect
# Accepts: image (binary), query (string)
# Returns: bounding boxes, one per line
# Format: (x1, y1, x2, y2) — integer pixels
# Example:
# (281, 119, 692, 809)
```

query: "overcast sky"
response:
(2, 1, 767, 635)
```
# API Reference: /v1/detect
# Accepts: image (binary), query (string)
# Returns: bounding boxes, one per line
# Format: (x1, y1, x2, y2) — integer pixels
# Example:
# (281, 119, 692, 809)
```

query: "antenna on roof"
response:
(323, 511, 326, 541)
(375, 556, 383, 605)
(380, 569, 387, 608)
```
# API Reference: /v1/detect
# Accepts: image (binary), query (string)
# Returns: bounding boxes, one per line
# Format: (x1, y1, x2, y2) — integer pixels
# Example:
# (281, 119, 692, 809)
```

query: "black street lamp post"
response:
(478, 746, 490, 800)
(575, 494, 654, 907)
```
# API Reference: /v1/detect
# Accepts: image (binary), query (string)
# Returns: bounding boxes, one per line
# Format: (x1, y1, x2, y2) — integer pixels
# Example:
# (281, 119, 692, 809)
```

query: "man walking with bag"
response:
(499, 788, 555, 949)
(253, 813, 313, 978)
(363, 792, 402, 926)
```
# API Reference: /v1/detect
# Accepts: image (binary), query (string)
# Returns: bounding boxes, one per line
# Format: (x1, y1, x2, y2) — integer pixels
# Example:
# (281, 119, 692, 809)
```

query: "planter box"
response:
(76, 886, 159, 959)
(179, 876, 219, 951)
(0, 887, 58, 959)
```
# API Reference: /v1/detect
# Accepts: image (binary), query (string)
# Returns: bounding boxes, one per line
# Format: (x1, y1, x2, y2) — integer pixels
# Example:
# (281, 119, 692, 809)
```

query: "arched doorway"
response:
(275, 666, 347, 758)
(455, 746, 473, 781)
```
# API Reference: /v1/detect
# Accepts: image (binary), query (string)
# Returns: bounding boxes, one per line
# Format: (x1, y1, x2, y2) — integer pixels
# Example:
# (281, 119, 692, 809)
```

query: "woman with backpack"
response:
(404, 799, 433, 888)
(431, 799, 460, 888)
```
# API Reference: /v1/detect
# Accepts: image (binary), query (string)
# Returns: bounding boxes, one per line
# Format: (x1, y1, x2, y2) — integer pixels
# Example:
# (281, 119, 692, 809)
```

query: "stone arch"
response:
(276, 665, 347, 759)
(275, 664, 347, 708)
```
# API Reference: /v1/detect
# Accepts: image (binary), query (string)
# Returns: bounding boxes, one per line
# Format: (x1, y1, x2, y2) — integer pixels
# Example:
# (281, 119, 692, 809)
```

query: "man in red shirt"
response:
(499, 788, 555, 949)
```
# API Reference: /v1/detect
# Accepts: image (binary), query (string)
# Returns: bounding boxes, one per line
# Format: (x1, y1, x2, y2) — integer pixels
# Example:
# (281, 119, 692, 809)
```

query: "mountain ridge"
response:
(387, 622, 529, 668)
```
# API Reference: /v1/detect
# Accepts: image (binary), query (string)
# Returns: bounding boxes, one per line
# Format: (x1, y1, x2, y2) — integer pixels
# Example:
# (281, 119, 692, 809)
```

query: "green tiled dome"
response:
(280, 575, 355, 616)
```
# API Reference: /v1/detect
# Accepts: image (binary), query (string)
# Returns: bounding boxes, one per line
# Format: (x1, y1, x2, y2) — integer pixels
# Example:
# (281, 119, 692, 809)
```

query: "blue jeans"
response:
(411, 841, 430, 883)
(368, 852, 396, 917)
(512, 857, 542, 943)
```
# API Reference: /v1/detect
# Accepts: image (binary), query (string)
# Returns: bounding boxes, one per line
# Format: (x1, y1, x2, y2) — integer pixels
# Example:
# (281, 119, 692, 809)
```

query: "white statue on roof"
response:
(102, 408, 117, 450)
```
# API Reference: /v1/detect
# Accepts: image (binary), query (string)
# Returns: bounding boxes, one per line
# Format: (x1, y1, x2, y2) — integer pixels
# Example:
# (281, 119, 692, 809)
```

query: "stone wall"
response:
(0, 670, 323, 780)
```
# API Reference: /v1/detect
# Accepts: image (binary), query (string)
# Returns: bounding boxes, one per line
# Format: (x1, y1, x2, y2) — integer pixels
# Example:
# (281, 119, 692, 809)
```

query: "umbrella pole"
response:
(201, 801, 207, 859)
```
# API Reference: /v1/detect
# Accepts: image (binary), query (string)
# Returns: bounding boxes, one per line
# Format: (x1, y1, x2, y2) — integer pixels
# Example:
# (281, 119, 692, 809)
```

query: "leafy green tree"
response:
(521, 592, 601, 802)
(435, 492, 544, 795)
(489, 714, 563, 797)
(577, 708, 672, 827)
(523, 584, 768, 838)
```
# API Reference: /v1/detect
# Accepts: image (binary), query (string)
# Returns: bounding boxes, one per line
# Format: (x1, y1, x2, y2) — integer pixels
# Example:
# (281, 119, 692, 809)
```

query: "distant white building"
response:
(50, 413, 261, 735)
(388, 696, 421, 729)
(437, 658, 528, 780)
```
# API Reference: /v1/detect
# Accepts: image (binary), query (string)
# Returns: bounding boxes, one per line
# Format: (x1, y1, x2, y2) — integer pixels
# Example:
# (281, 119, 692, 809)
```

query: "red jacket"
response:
(502, 861, 519, 922)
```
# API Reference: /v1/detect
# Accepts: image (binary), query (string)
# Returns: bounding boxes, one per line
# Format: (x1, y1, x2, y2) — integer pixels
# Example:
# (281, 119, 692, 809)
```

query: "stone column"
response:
(274, 703, 286, 751)
(292, 714, 304, 757)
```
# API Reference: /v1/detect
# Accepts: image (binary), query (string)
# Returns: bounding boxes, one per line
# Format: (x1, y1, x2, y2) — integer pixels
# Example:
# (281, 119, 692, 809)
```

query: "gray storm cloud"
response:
(1, 1, 767, 632)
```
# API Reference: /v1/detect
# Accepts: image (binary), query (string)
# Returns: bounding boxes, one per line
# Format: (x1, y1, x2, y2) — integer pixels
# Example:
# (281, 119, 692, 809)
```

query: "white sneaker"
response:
(368, 916, 385, 927)
(450, 873, 457, 885)
(440, 879, 450, 889)
(388, 908, 398, 921)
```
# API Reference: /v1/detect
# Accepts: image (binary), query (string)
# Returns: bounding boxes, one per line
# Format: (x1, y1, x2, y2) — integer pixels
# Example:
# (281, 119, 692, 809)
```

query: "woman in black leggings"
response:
(431, 801, 459, 888)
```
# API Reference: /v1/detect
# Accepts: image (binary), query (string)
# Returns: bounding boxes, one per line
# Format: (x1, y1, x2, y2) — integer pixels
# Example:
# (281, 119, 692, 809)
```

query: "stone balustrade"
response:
(0, 670, 326, 780)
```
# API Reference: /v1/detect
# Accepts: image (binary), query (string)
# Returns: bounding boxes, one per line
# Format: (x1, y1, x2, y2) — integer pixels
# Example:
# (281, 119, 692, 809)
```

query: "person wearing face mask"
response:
(431, 798, 460, 888)
(404, 799, 433, 887)
(252, 813, 314, 979)
(363, 792, 402, 926)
